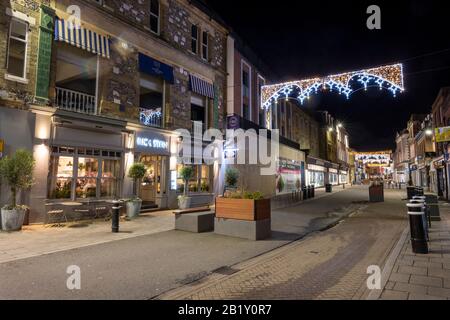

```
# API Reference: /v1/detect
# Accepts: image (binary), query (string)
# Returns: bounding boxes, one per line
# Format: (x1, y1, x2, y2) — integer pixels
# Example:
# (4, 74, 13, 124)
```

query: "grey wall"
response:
(0, 107, 36, 208)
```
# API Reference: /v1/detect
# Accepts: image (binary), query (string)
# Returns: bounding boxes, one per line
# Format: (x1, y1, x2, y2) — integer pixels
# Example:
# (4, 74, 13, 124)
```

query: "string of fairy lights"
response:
(261, 63, 405, 109)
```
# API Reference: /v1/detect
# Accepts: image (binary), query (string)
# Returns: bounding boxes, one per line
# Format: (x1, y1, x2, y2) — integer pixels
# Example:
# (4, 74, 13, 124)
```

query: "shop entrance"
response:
(139, 155, 163, 204)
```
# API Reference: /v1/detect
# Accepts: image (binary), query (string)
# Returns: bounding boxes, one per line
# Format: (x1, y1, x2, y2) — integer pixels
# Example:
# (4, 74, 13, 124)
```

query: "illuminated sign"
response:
(0, 139, 3, 158)
(135, 133, 169, 155)
(435, 127, 450, 143)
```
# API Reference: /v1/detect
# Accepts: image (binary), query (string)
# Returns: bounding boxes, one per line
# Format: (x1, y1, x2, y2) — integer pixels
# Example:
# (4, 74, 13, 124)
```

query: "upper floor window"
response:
(6, 19, 28, 80)
(242, 69, 250, 97)
(201, 31, 208, 61)
(150, 0, 160, 34)
(191, 25, 199, 54)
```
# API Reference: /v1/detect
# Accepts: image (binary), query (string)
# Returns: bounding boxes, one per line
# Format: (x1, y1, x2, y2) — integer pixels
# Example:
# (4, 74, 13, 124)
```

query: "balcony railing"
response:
(140, 108, 162, 128)
(55, 87, 96, 114)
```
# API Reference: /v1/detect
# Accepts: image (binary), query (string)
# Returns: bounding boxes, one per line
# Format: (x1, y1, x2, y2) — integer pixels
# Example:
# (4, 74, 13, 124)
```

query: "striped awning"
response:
(189, 75, 215, 99)
(54, 18, 110, 59)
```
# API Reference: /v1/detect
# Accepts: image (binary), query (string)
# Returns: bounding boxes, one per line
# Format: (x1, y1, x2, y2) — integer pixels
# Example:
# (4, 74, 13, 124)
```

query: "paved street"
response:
(157, 188, 409, 300)
(1, 186, 372, 300)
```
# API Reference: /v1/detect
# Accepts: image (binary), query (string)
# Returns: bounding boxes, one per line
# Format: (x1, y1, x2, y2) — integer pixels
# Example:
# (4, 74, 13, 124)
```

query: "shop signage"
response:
(0, 139, 4, 158)
(435, 127, 450, 143)
(135, 132, 169, 155)
(276, 160, 302, 195)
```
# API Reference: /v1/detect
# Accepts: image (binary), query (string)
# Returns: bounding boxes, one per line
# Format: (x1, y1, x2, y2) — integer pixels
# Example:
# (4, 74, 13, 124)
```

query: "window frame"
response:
(6, 17, 29, 83)
(48, 146, 122, 201)
(201, 30, 209, 61)
(149, 0, 160, 35)
(191, 24, 199, 54)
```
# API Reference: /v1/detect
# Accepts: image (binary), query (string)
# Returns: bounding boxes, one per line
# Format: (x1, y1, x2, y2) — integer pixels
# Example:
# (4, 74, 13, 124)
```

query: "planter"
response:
(126, 199, 142, 219)
(1, 208, 27, 231)
(178, 196, 192, 210)
(215, 198, 271, 221)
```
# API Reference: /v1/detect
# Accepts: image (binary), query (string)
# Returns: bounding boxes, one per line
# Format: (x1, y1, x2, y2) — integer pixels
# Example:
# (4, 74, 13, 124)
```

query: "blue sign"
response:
(139, 53, 174, 84)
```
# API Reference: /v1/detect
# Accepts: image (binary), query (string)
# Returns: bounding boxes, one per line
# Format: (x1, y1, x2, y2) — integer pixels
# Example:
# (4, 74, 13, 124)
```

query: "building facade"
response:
(0, 0, 228, 223)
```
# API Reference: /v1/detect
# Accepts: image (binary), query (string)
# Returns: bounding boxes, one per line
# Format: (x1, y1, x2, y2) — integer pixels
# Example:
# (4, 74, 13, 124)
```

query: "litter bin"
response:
(407, 186, 416, 200)
(407, 202, 429, 254)
(424, 193, 441, 221)
(302, 186, 308, 200)
(311, 185, 315, 198)
(307, 186, 312, 198)
(325, 184, 332, 193)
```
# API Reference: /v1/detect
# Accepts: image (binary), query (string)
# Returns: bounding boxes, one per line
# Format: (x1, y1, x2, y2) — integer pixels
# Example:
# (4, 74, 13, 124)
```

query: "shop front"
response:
(339, 170, 348, 184)
(36, 111, 128, 223)
(328, 168, 339, 185)
(306, 157, 327, 188)
(130, 125, 172, 209)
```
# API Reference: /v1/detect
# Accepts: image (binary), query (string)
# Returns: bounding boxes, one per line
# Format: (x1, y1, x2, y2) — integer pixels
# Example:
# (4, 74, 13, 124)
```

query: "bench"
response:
(175, 211, 215, 233)
(173, 206, 210, 215)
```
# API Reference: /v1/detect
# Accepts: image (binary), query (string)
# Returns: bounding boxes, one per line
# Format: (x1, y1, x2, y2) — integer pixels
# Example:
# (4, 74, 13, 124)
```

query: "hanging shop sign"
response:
(435, 127, 450, 143)
(135, 132, 169, 155)
(276, 159, 302, 195)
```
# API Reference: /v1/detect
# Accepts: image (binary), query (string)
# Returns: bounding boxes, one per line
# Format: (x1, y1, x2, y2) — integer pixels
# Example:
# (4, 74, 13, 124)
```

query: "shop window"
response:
(176, 164, 210, 193)
(76, 158, 99, 198)
(49, 156, 74, 199)
(150, 0, 160, 34)
(6, 19, 28, 79)
(48, 147, 122, 200)
(101, 159, 120, 197)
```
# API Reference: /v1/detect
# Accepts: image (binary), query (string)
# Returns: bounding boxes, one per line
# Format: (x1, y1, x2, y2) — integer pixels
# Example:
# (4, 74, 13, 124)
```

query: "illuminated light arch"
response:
(261, 63, 404, 109)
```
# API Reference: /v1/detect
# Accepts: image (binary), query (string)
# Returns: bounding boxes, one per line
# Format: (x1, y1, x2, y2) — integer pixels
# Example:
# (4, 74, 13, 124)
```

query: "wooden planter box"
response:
(215, 198, 271, 221)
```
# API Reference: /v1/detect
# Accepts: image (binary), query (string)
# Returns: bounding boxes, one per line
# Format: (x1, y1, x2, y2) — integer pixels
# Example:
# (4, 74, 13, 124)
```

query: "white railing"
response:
(55, 87, 96, 114)
(140, 108, 162, 128)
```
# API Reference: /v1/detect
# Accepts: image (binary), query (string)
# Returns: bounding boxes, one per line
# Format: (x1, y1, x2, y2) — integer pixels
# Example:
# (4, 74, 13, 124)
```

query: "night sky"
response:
(206, 0, 450, 151)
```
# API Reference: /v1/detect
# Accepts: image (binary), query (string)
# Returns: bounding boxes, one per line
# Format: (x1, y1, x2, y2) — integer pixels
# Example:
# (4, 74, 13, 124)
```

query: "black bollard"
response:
(407, 202, 428, 254)
(111, 200, 121, 233)
(311, 185, 315, 198)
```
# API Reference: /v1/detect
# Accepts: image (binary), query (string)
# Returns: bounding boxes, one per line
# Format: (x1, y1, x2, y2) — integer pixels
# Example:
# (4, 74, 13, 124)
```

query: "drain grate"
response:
(212, 266, 239, 275)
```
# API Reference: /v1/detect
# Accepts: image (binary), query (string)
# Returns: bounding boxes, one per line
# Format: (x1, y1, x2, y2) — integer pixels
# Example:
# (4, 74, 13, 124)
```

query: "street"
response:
(0, 186, 408, 300)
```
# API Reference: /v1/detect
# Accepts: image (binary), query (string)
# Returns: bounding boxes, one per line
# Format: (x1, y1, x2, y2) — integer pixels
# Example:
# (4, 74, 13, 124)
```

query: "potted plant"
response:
(0, 149, 35, 231)
(224, 167, 239, 196)
(177, 166, 195, 209)
(126, 162, 146, 219)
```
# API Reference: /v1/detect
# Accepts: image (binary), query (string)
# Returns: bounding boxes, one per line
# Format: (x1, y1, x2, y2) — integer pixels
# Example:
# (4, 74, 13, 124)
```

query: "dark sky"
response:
(206, 0, 450, 151)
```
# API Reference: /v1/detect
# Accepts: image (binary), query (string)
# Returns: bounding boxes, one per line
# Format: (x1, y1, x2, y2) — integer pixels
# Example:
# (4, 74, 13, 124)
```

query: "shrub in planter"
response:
(216, 190, 270, 221)
(0, 149, 35, 231)
(177, 166, 195, 209)
(126, 162, 146, 219)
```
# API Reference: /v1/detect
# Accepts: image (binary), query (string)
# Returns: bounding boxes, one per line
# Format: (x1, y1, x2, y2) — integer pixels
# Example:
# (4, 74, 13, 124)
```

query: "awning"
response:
(54, 18, 110, 59)
(139, 53, 174, 84)
(189, 74, 215, 99)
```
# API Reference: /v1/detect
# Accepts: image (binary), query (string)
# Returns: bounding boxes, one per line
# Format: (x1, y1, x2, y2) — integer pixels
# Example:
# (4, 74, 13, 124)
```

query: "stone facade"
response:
(0, 0, 47, 109)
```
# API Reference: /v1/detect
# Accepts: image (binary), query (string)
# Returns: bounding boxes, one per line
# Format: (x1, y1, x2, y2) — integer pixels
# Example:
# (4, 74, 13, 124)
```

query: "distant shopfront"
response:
(307, 157, 327, 188)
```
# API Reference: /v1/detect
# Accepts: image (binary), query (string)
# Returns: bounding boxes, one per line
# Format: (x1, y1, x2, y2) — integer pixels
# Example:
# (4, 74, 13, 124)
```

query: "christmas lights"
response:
(140, 108, 162, 126)
(261, 63, 404, 109)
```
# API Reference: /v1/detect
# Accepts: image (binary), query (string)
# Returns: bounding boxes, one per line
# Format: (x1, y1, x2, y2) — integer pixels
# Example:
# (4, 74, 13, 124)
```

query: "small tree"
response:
(128, 162, 146, 199)
(224, 167, 239, 194)
(0, 149, 35, 209)
(179, 166, 195, 196)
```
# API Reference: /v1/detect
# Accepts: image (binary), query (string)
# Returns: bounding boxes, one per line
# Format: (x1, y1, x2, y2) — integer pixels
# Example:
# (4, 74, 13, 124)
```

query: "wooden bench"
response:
(173, 206, 211, 215)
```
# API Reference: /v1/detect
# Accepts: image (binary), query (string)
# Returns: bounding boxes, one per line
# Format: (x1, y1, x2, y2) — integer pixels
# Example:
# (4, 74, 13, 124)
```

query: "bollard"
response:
(111, 200, 122, 233)
(411, 198, 429, 242)
(307, 186, 312, 199)
(407, 186, 416, 200)
(302, 186, 308, 200)
(311, 185, 315, 198)
(407, 202, 429, 254)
